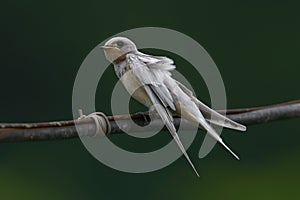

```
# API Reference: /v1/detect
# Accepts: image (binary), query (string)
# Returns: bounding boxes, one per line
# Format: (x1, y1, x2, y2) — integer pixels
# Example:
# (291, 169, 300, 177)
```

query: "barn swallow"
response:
(102, 37, 246, 176)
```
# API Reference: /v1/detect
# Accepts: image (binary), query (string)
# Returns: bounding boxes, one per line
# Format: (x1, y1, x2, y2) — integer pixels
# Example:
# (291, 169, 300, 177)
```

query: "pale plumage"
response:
(102, 37, 246, 176)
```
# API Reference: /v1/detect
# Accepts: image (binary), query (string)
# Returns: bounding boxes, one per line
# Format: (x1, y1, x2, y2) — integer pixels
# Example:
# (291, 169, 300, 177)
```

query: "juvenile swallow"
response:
(102, 37, 246, 176)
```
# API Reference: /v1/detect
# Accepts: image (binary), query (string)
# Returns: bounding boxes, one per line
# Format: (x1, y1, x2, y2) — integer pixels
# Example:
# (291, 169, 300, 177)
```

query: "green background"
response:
(1, 0, 300, 199)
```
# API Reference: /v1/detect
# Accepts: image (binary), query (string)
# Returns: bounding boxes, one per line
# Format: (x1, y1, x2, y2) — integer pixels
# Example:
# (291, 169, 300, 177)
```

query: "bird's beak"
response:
(100, 46, 110, 49)
(101, 45, 117, 50)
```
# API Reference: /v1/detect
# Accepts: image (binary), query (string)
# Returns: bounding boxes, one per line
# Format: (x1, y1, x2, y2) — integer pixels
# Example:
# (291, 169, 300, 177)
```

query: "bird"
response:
(101, 37, 246, 177)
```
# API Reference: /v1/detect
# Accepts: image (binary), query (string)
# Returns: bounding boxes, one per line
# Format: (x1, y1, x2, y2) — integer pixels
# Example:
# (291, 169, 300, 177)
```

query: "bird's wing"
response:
(136, 52, 176, 71)
(139, 52, 246, 131)
(175, 80, 246, 131)
(166, 78, 240, 160)
(127, 53, 199, 176)
(129, 53, 176, 111)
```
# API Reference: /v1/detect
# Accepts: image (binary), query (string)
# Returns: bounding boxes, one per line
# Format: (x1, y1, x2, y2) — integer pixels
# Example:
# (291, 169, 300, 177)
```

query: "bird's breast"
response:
(119, 70, 152, 108)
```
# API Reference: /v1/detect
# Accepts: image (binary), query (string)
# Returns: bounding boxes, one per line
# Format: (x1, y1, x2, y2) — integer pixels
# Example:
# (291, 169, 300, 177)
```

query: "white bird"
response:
(102, 37, 246, 177)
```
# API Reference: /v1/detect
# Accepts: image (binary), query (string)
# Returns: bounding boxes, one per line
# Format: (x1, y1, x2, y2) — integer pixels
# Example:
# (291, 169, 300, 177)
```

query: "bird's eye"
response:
(116, 41, 124, 47)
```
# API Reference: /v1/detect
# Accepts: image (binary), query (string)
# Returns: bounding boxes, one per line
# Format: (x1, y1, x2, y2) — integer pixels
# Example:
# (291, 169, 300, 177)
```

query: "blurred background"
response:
(0, 0, 299, 199)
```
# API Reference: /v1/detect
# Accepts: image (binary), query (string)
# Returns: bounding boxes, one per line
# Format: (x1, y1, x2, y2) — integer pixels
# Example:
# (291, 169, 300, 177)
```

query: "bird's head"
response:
(101, 37, 137, 63)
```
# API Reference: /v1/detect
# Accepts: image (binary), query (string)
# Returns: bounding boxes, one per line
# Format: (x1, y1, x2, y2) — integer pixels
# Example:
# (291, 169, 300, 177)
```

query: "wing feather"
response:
(127, 53, 176, 111)
(127, 53, 199, 176)
(176, 80, 246, 131)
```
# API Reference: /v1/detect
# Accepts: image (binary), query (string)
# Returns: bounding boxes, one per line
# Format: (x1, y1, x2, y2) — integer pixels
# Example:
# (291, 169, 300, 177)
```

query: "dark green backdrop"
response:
(1, 0, 299, 199)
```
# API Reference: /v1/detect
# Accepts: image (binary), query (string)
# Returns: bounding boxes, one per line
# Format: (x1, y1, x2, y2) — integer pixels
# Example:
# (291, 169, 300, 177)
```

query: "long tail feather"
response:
(197, 115, 240, 160)
(144, 86, 200, 176)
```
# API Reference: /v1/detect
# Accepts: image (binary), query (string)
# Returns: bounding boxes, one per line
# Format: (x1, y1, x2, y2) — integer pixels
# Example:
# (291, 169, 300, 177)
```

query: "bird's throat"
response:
(113, 54, 127, 65)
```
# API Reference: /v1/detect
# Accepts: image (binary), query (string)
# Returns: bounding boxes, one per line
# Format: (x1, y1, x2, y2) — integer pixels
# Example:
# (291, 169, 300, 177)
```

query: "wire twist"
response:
(78, 110, 111, 136)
